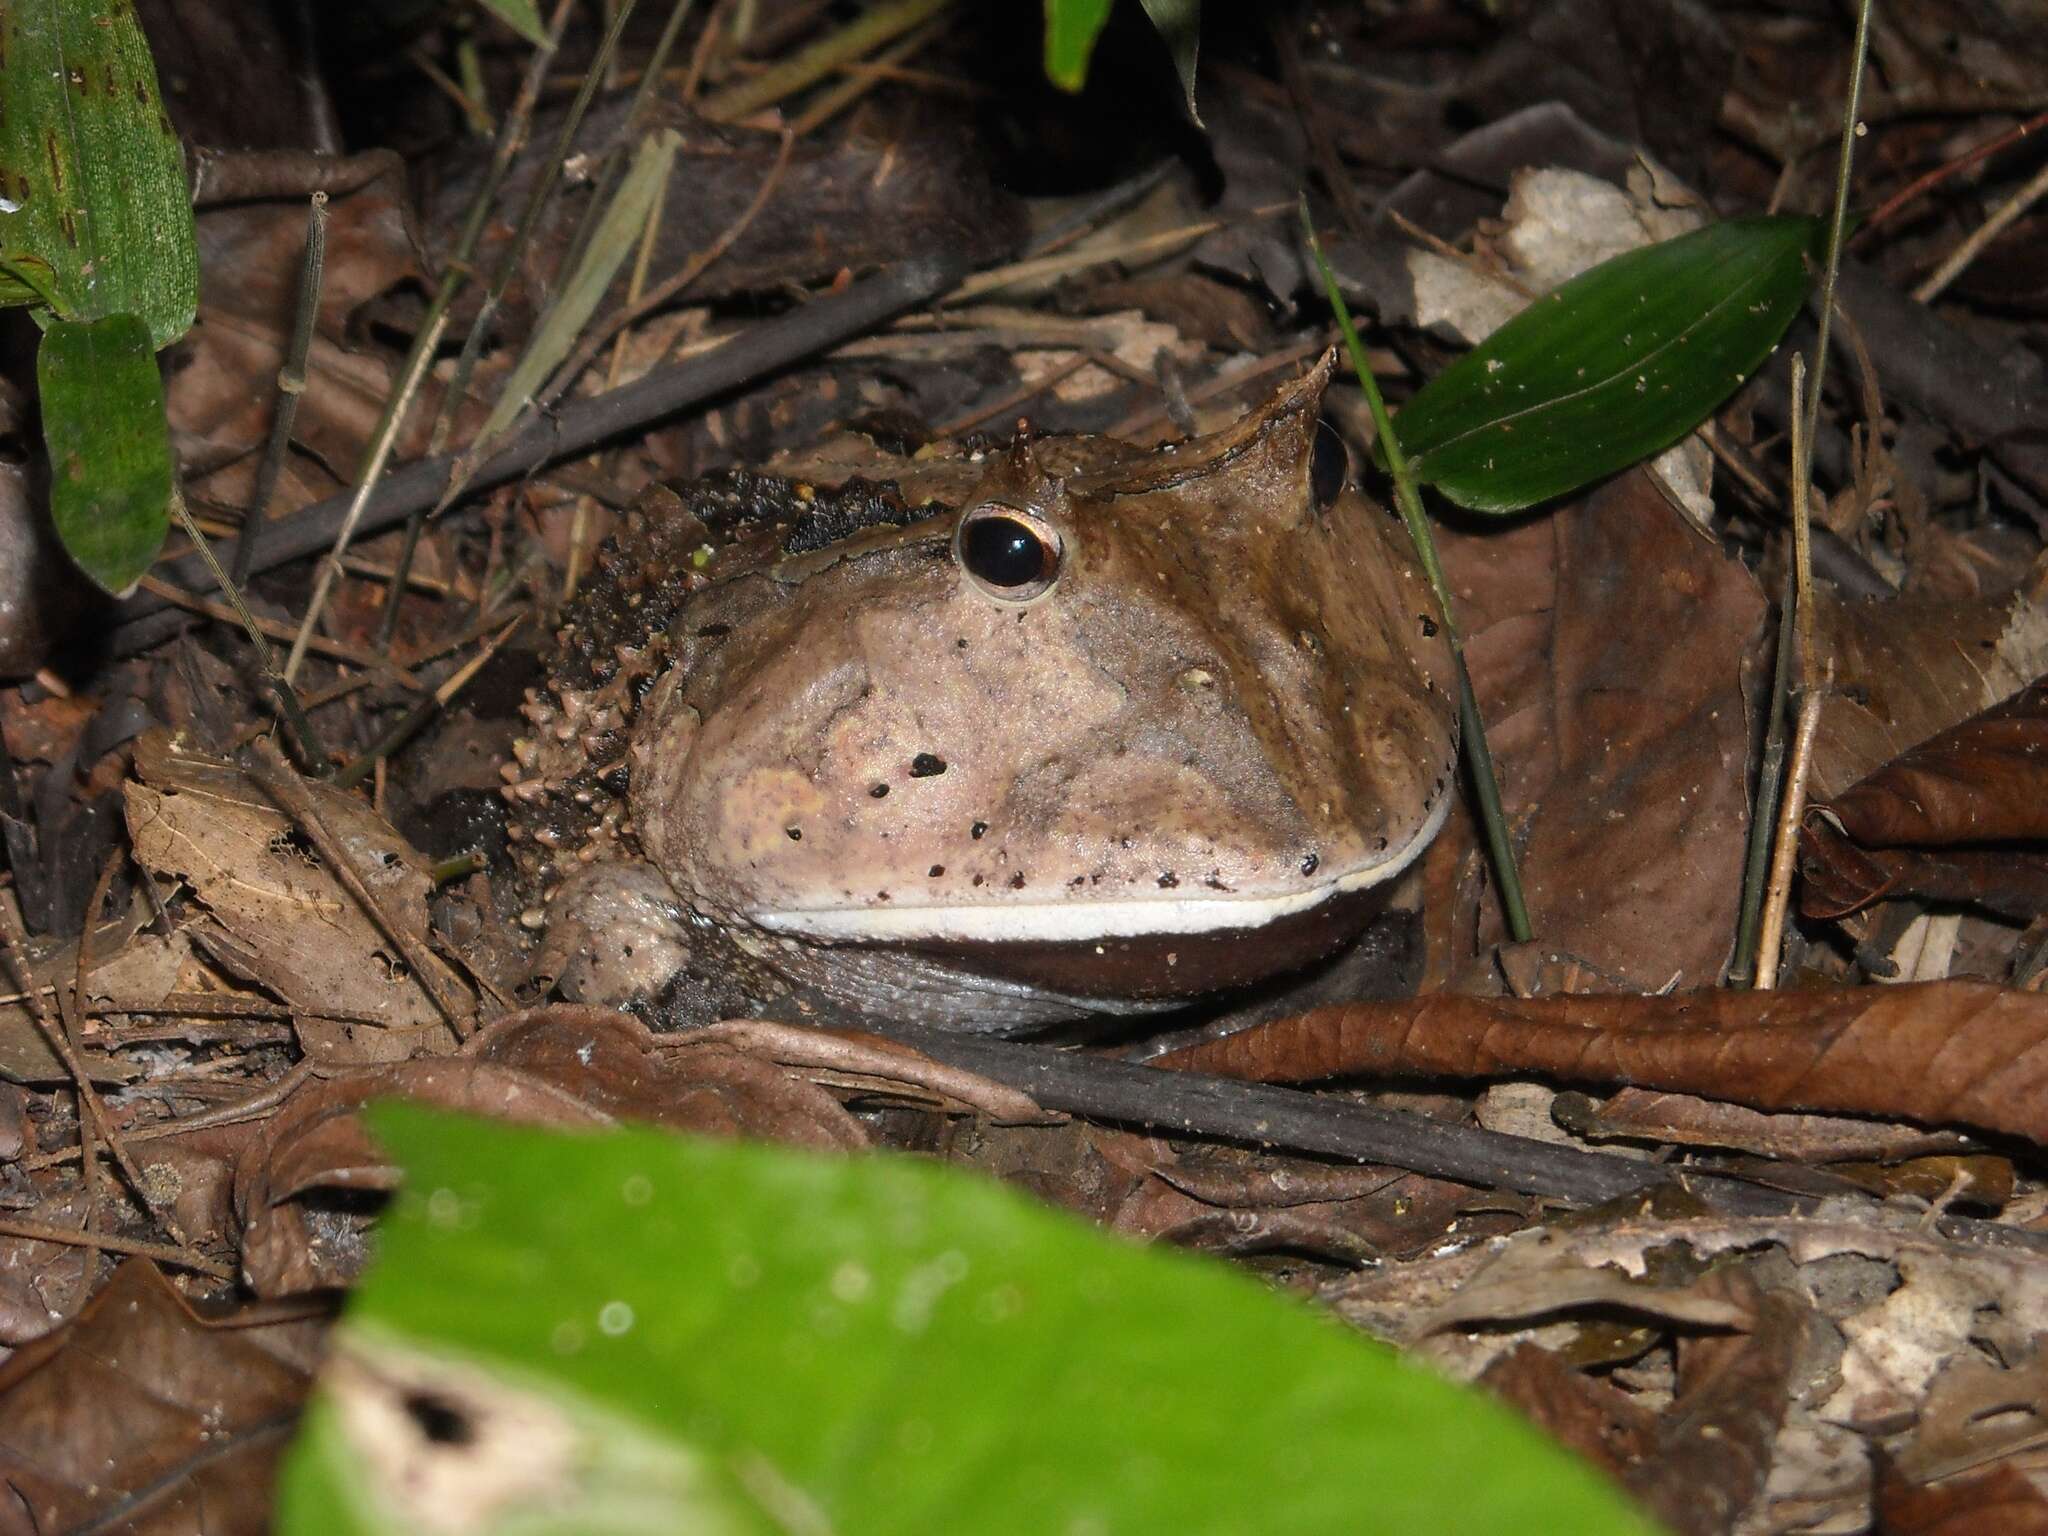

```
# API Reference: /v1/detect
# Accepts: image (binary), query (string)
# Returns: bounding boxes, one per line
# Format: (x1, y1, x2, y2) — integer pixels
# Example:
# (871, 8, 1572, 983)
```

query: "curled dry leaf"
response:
(1802, 675, 2048, 920)
(1554, 1087, 1977, 1164)
(0, 1260, 324, 1535)
(234, 1008, 872, 1295)
(1158, 982, 2048, 1144)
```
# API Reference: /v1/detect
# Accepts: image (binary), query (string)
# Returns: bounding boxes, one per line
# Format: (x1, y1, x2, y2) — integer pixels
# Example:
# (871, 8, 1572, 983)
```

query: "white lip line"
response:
(747, 792, 1452, 944)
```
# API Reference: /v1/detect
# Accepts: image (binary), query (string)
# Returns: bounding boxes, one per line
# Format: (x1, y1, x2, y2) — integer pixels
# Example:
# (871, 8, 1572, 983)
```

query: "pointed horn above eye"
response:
(1072, 349, 1338, 500)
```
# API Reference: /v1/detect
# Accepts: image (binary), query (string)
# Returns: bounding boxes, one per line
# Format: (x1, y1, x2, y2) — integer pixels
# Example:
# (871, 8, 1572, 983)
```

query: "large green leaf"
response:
(38, 313, 171, 595)
(277, 1105, 1659, 1536)
(1394, 215, 1824, 514)
(0, 0, 196, 349)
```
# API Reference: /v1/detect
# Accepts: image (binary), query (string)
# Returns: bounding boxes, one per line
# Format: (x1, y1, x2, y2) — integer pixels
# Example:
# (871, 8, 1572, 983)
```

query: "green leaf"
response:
(1043, 0, 1114, 91)
(0, 0, 196, 350)
(479, 128, 681, 446)
(38, 313, 171, 596)
(1393, 215, 1825, 514)
(472, 0, 549, 46)
(1138, 0, 1201, 122)
(277, 1105, 1659, 1536)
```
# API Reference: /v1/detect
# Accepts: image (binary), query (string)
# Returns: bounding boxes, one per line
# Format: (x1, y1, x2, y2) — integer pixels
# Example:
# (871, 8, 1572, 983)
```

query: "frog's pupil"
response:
(963, 516, 1050, 588)
(1311, 419, 1348, 507)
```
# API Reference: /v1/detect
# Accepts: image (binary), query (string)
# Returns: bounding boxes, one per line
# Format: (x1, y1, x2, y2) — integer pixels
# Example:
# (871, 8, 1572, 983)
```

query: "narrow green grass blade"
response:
(38, 313, 171, 596)
(1395, 215, 1824, 513)
(1043, 0, 1113, 89)
(473, 0, 549, 45)
(0, 0, 196, 348)
(277, 1105, 1659, 1536)
(479, 128, 680, 445)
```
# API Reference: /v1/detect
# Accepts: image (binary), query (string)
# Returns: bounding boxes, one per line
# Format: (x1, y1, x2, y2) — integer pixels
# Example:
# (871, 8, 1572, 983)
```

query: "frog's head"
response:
(629, 353, 1460, 999)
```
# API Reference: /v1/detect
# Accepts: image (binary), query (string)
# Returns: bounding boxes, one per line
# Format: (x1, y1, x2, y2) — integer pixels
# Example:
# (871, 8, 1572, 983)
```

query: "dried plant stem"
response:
(169, 494, 329, 765)
(0, 1217, 234, 1280)
(1912, 154, 2048, 305)
(1800, 0, 1873, 458)
(1301, 201, 1531, 942)
(234, 191, 328, 585)
(1755, 357, 1821, 991)
(244, 737, 478, 1038)
(1753, 683, 1826, 990)
(330, 616, 527, 790)
(1862, 106, 2048, 237)
(1729, 583, 1795, 983)
(698, 0, 950, 122)
(284, 0, 576, 681)
(0, 898, 202, 1252)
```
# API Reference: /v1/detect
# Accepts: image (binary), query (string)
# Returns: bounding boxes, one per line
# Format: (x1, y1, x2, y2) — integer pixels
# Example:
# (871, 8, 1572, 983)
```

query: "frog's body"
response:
(503, 356, 1458, 1033)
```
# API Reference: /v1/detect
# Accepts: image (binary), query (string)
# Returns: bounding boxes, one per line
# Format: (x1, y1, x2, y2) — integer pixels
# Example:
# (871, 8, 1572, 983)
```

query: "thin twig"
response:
(1799, 0, 1874, 459)
(282, 0, 576, 681)
(0, 1216, 234, 1281)
(167, 495, 328, 765)
(243, 737, 478, 1038)
(329, 615, 526, 790)
(234, 191, 329, 585)
(1912, 154, 2048, 304)
(697, 0, 950, 122)
(0, 899, 201, 1251)
(1860, 106, 2048, 237)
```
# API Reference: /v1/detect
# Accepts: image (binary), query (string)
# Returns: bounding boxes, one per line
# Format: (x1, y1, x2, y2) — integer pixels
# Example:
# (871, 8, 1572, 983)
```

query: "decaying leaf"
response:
(1802, 675, 2048, 920)
(0, 1260, 322, 1533)
(1425, 466, 1766, 989)
(1159, 982, 2048, 1144)
(121, 730, 469, 1048)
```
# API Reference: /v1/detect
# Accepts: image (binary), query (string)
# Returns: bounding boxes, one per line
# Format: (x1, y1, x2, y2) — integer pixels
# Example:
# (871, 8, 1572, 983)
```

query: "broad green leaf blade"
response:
(278, 1106, 1659, 1536)
(1394, 215, 1825, 514)
(38, 313, 171, 596)
(0, 0, 197, 349)
(1138, 0, 1201, 122)
(479, 128, 681, 445)
(1044, 0, 1113, 90)
(472, 0, 549, 45)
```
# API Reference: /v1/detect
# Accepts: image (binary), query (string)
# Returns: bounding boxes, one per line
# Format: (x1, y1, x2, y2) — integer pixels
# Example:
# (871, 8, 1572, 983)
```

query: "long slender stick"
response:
(234, 191, 329, 585)
(1799, 0, 1873, 459)
(1301, 201, 1532, 942)
(282, 0, 576, 681)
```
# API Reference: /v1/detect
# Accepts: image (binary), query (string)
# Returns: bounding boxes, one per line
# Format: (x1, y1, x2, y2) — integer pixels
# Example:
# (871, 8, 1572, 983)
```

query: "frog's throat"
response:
(745, 790, 1452, 945)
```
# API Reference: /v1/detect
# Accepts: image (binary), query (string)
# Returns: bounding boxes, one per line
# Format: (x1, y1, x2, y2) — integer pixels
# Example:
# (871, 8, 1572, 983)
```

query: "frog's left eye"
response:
(955, 505, 1063, 602)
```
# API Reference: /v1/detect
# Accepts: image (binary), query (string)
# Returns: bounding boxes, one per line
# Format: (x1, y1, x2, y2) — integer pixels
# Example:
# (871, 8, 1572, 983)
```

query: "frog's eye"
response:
(954, 505, 1063, 602)
(1311, 418, 1349, 509)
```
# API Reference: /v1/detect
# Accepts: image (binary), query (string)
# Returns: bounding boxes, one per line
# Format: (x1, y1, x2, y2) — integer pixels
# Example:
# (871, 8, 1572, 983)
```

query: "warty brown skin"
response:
(504, 354, 1459, 1034)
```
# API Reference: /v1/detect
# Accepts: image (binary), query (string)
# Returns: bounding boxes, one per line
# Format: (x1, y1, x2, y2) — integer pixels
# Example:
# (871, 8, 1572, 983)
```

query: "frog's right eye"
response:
(955, 505, 1063, 603)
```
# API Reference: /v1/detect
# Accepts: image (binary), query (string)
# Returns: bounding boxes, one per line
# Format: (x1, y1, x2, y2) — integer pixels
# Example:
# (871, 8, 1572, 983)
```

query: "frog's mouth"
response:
(747, 791, 1451, 948)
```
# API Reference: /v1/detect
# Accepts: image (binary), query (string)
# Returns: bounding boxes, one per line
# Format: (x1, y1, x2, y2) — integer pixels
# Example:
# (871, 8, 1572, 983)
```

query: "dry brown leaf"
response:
(1878, 1463, 2048, 1536)
(1554, 1086, 1977, 1163)
(1427, 467, 1766, 989)
(1625, 1268, 1808, 1536)
(122, 730, 467, 1046)
(1158, 982, 2048, 1143)
(1480, 1342, 1659, 1481)
(1809, 574, 2048, 802)
(0, 1260, 323, 1534)
(1802, 675, 2048, 920)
